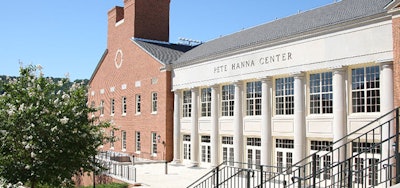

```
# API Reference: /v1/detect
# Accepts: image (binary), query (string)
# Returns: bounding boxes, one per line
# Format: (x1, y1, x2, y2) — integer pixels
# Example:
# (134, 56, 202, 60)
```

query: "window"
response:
(247, 138, 261, 169)
(136, 94, 141, 114)
(275, 139, 294, 173)
(151, 132, 157, 156)
(122, 96, 127, 114)
(352, 142, 381, 186)
(311, 141, 333, 180)
(246, 81, 262, 116)
(310, 72, 333, 114)
(100, 100, 104, 115)
(351, 66, 380, 113)
(152, 92, 158, 113)
(110, 130, 115, 148)
(182, 90, 192, 117)
(183, 135, 191, 160)
(275, 77, 294, 115)
(221, 84, 234, 116)
(135, 132, 141, 152)
(201, 136, 211, 163)
(201, 88, 211, 117)
(90, 101, 95, 116)
(121, 131, 127, 150)
(222, 136, 234, 166)
(110, 98, 115, 115)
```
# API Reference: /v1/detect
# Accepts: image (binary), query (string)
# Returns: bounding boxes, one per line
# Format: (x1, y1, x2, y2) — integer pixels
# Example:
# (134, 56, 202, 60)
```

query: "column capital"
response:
(190, 87, 199, 93)
(260, 76, 272, 83)
(233, 80, 244, 87)
(172, 88, 181, 93)
(330, 65, 347, 74)
(290, 71, 305, 79)
(208, 84, 220, 89)
(377, 61, 393, 69)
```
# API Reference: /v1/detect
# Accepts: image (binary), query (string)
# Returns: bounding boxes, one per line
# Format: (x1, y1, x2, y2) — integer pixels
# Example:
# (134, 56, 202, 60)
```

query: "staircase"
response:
(188, 107, 400, 188)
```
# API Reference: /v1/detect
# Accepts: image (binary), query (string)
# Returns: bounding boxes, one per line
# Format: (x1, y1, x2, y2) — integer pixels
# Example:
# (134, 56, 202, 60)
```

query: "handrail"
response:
(261, 107, 400, 187)
(186, 161, 227, 187)
(188, 107, 400, 188)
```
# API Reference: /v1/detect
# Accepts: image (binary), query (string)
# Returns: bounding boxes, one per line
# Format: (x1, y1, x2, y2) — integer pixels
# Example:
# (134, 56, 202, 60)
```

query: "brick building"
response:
(88, 0, 192, 161)
(86, 0, 400, 186)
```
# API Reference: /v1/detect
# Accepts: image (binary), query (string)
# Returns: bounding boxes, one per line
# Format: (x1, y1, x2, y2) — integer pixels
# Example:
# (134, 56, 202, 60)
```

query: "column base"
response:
(190, 161, 199, 167)
(171, 159, 182, 165)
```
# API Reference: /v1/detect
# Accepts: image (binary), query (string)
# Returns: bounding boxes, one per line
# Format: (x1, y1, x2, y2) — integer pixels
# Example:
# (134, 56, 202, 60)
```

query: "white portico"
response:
(171, 0, 394, 172)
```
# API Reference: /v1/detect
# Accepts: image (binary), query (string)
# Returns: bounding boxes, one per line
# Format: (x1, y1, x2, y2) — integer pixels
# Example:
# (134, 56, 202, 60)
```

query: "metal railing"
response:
(188, 107, 400, 188)
(96, 151, 136, 182)
(187, 161, 284, 188)
(259, 107, 400, 188)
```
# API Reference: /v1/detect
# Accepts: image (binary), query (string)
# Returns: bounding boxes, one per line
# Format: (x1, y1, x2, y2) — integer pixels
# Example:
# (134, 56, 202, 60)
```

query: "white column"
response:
(191, 88, 199, 167)
(380, 62, 394, 169)
(293, 73, 306, 165)
(233, 81, 244, 165)
(172, 90, 181, 164)
(261, 77, 272, 167)
(332, 67, 347, 160)
(332, 67, 347, 184)
(211, 85, 220, 167)
(380, 62, 394, 120)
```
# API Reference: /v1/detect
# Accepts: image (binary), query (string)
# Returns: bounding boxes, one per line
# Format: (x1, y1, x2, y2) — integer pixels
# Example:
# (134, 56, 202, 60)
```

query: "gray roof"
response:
(174, 0, 393, 65)
(133, 38, 195, 64)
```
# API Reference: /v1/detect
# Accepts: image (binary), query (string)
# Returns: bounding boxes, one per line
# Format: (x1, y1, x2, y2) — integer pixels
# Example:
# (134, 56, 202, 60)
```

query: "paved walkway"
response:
(127, 163, 211, 188)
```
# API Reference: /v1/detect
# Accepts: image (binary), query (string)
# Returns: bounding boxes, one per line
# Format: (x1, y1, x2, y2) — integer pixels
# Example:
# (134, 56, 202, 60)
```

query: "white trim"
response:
(115, 19, 124, 27)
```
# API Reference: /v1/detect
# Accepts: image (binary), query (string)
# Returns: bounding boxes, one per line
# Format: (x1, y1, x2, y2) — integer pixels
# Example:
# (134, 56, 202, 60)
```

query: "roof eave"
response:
(89, 49, 108, 86)
(173, 12, 392, 69)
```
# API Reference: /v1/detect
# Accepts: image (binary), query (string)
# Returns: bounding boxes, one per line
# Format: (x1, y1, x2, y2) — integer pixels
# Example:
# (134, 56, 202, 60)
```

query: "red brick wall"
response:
(393, 16, 400, 108)
(89, 0, 173, 161)
(132, 0, 170, 42)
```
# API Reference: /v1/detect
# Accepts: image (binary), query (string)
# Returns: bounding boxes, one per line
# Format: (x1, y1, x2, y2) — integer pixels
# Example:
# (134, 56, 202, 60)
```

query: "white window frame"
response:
(183, 135, 191, 161)
(275, 77, 294, 115)
(222, 136, 234, 166)
(309, 72, 333, 114)
(122, 96, 127, 115)
(247, 137, 261, 169)
(100, 100, 104, 116)
(201, 136, 211, 163)
(152, 92, 158, 113)
(110, 98, 115, 116)
(310, 140, 333, 181)
(121, 131, 127, 151)
(275, 139, 294, 173)
(351, 66, 380, 113)
(135, 131, 141, 153)
(151, 132, 158, 156)
(182, 90, 192, 117)
(352, 142, 381, 186)
(91, 101, 95, 117)
(221, 84, 234, 117)
(201, 88, 211, 117)
(110, 130, 115, 149)
(136, 94, 141, 114)
(246, 81, 262, 116)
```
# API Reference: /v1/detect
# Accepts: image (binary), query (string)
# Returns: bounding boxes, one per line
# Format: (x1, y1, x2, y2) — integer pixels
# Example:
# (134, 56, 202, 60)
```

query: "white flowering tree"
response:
(0, 65, 111, 188)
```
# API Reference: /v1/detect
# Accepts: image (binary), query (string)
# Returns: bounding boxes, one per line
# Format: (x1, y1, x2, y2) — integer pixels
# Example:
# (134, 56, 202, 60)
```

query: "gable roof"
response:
(90, 39, 194, 84)
(133, 38, 195, 65)
(174, 0, 393, 66)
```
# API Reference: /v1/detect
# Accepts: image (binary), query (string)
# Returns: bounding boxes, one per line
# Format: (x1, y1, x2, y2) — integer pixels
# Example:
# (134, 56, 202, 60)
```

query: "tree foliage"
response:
(0, 65, 111, 187)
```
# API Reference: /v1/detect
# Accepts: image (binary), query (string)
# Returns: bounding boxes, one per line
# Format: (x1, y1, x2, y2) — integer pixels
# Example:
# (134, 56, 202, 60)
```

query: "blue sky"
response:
(0, 0, 335, 80)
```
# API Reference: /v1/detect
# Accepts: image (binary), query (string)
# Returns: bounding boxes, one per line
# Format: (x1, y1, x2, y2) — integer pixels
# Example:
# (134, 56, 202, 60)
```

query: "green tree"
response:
(0, 65, 111, 188)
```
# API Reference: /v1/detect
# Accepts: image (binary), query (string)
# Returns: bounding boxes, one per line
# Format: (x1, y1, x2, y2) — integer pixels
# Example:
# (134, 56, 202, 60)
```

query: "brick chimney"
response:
(107, 0, 170, 46)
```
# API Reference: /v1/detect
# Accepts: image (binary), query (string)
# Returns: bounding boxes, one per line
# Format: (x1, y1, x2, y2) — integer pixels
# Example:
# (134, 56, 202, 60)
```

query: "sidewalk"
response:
(130, 163, 211, 188)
